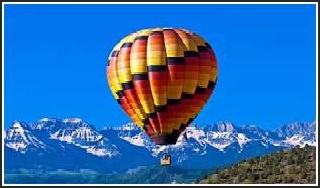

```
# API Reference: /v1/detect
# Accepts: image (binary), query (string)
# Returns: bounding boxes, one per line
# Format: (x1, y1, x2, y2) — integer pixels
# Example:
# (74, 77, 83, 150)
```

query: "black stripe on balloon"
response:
(142, 119, 149, 126)
(178, 123, 187, 132)
(148, 65, 167, 72)
(178, 118, 194, 133)
(195, 87, 206, 94)
(132, 73, 148, 80)
(107, 59, 110, 66)
(205, 42, 212, 49)
(116, 99, 121, 104)
(151, 31, 163, 35)
(121, 81, 134, 90)
(152, 132, 180, 145)
(134, 36, 148, 41)
(167, 57, 184, 65)
(198, 46, 208, 52)
(121, 42, 132, 48)
(187, 118, 194, 125)
(111, 50, 119, 57)
(167, 99, 180, 105)
(142, 124, 148, 130)
(116, 90, 125, 98)
(207, 81, 216, 89)
(146, 112, 157, 119)
(172, 129, 180, 136)
(163, 28, 173, 31)
(155, 105, 167, 112)
(184, 51, 199, 57)
(181, 93, 194, 99)
(215, 77, 218, 83)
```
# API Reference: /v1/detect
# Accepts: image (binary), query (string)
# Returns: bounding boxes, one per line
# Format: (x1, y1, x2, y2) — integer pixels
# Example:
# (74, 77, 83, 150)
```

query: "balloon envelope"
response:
(106, 28, 218, 145)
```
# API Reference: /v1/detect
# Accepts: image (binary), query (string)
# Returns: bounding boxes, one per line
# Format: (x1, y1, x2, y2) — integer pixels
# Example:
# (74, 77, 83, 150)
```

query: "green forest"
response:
(197, 145, 316, 184)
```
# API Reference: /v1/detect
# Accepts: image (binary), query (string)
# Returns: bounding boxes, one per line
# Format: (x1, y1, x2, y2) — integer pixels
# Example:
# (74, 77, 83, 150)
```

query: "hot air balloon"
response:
(106, 28, 218, 165)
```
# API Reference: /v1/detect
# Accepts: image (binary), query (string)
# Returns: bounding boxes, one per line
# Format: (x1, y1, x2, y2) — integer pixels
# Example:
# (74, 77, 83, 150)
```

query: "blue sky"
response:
(4, 4, 316, 130)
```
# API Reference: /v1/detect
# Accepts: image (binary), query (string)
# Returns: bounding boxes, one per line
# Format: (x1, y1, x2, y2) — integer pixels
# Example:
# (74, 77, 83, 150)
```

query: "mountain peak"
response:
(59, 118, 95, 131)
(38, 118, 58, 122)
(5, 121, 47, 153)
(115, 122, 140, 131)
(241, 124, 260, 131)
(206, 121, 235, 132)
(48, 118, 103, 147)
(11, 121, 30, 130)
(275, 121, 316, 138)
(62, 118, 83, 123)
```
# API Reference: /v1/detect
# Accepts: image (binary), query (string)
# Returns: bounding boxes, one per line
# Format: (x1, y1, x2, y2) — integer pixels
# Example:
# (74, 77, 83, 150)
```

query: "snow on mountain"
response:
(4, 118, 316, 171)
(236, 133, 251, 147)
(50, 123, 102, 146)
(115, 122, 141, 131)
(273, 121, 316, 147)
(205, 132, 233, 151)
(275, 121, 316, 138)
(278, 134, 316, 147)
(121, 132, 148, 147)
(62, 118, 82, 123)
(284, 135, 306, 146)
(198, 122, 252, 151)
(33, 118, 60, 129)
(117, 123, 153, 149)
(33, 118, 102, 144)
(48, 118, 119, 157)
(86, 137, 119, 157)
(197, 122, 255, 151)
(14, 118, 120, 158)
(184, 125, 206, 143)
(4, 121, 47, 153)
(39, 118, 101, 146)
(115, 120, 316, 157)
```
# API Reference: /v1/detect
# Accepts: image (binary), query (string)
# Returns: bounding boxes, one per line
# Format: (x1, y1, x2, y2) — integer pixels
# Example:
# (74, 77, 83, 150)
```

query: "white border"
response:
(2, 1, 5, 186)
(315, 1, 319, 186)
(2, 2, 318, 187)
(1, 2, 319, 4)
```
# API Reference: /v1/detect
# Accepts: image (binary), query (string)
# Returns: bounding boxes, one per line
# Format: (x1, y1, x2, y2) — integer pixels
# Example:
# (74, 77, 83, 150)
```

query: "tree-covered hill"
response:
(197, 145, 316, 184)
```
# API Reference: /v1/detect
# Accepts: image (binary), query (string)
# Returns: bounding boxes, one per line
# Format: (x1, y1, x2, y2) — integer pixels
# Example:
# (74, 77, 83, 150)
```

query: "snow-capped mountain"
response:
(50, 119, 102, 144)
(4, 121, 47, 154)
(275, 121, 316, 138)
(33, 118, 103, 144)
(21, 118, 119, 158)
(4, 118, 316, 173)
(273, 121, 316, 147)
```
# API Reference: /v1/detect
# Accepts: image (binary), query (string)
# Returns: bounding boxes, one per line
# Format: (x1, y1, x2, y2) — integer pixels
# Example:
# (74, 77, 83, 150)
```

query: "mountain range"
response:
(4, 118, 316, 173)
